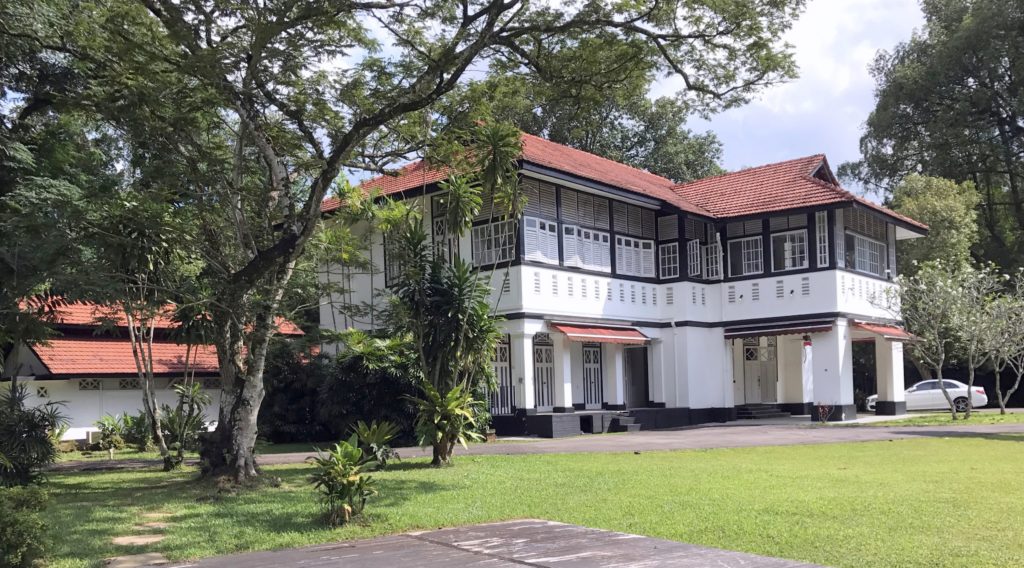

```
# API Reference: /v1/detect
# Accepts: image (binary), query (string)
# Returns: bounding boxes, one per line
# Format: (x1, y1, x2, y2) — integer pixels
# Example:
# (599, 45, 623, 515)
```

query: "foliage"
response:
(161, 382, 210, 467)
(351, 420, 400, 470)
(889, 175, 980, 273)
(0, 485, 48, 568)
(842, 0, 1024, 269)
(0, 384, 66, 486)
(306, 435, 377, 527)
(94, 415, 126, 453)
(409, 383, 484, 467)
(121, 412, 154, 452)
(3, 0, 804, 480)
(988, 273, 1024, 413)
(258, 337, 418, 445)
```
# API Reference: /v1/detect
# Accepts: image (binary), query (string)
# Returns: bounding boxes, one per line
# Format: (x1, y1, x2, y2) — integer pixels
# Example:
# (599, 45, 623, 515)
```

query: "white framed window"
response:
(523, 216, 559, 265)
(687, 239, 702, 277)
(846, 232, 886, 276)
(471, 219, 516, 266)
(703, 242, 722, 279)
(771, 229, 808, 272)
(615, 236, 655, 277)
(383, 232, 404, 287)
(659, 243, 680, 279)
(563, 225, 611, 272)
(815, 210, 829, 267)
(727, 236, 763, 277)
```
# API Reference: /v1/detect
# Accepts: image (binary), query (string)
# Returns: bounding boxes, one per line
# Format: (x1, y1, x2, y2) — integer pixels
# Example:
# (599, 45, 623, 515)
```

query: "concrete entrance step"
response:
(736, 404, 792, 420)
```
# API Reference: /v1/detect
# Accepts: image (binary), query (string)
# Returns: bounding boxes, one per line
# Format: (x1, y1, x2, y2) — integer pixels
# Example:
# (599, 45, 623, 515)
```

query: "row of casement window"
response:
(461, 210, 887, 279)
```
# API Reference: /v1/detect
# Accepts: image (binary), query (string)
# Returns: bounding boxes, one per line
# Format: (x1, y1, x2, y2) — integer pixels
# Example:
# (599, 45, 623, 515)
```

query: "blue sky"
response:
(656, 0, 924, 183)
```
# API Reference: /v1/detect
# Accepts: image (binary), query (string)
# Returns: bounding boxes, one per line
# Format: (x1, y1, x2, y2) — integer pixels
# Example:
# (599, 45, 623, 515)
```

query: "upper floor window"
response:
(728, 236, 763, 277)
(564, 225, 611, 272)
(616, 236, 655, 277)
(523, 216, 559, 265)
(771, 230, 808, 272)
(657, 215, 679, 241)
(659, 243, 680, 279)
(726, 219, 762, 238)
(846, 232, 886, 277)
(687, 240, 702, 277)
(522, 178, 558, 219)
(471, 219, 516, 266)
(815, 210, 829, 267)
(703, 242, 722, 279)
(561, 188, 610, 230)
(613, 202, 656, 239)
(383, 232, 404, 287)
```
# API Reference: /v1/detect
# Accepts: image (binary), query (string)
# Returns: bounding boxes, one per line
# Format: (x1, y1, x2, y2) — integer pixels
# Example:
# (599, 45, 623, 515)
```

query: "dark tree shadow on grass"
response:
(897, 431, 1024, 443)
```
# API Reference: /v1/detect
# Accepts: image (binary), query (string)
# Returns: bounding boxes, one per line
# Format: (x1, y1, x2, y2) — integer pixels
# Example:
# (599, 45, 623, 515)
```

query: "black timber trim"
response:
(874, 401, 907, 415)
(500, 310, 906, 331)
(778, 402, 814, 415)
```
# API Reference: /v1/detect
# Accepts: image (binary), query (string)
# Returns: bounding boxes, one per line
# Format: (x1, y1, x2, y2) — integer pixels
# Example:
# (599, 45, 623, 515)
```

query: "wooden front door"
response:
(582, 344, 603, 407)
(624, 346, 649, 408)
(489, 339, 513, 415)
(741, 337, 778, 405)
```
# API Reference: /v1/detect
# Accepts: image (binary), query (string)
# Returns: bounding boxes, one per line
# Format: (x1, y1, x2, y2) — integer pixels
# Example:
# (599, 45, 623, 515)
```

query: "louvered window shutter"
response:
(612, 202, 628, 232)
(578, 193, 594, 226)
(641, 242, 655, 277)
(524, 218, 540, 261)
(642, 210, 656, 238)
(561, 189, 578, 223)
(563, 226, 579, 267)
(593, 197, 610, 229)
(834, 209, 845, 267)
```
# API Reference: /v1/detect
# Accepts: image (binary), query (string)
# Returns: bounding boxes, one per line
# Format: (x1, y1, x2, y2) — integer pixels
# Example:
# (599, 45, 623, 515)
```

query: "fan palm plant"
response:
(0, 384, 67, 486)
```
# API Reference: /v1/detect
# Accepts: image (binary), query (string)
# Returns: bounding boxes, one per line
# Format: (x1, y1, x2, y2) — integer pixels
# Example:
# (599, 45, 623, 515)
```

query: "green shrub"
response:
(94, 415, 126, 454)
(0, 485, 48, 567)
(0, 384, 66, 487)
(121, 411, 153, 452)
(307, 435, 377, 527)
(162, 381, 210, 466)
(351, 420, 400, 470)
(410, 382, 483, 467)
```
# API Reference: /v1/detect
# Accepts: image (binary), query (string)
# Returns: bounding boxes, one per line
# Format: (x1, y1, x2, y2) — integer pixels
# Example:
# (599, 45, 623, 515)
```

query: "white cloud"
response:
(661, 0, 924, 178)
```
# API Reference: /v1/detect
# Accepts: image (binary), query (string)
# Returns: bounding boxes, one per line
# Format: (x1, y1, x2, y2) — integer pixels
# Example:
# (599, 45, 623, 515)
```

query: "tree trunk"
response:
(996, 368, 1006, 415)
(937, 368, 957, 420)
(964, 365, 975, 419)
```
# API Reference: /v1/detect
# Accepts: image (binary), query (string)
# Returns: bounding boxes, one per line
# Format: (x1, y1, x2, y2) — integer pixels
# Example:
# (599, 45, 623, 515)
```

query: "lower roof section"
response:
(852, 321, 915, 341)
(29, 337, 220, 377)
(550, 323, 650, 345)
(723, 318, 835, 340)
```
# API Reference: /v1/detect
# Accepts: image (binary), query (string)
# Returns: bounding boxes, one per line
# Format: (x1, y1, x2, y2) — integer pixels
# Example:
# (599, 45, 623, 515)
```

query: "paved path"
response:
(256, 422, 1024, 465)
(172, 519, 823, 567)
(53, 422, 1024, 472)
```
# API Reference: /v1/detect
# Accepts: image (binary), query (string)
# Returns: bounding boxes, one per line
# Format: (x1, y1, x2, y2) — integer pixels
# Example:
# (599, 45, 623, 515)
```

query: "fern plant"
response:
(307, 435, 377, 526)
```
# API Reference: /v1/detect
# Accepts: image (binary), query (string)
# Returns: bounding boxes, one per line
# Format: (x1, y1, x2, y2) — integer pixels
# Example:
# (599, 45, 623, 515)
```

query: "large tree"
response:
(889, 175, 979, 274)
(2, 0, 805, 480)
(841, 0, 1024, 269)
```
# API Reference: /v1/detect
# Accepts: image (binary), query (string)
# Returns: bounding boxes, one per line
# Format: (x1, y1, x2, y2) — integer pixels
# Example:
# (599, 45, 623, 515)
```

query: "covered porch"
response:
(725, 318, 910, 422)
(488, 320, 672, 437)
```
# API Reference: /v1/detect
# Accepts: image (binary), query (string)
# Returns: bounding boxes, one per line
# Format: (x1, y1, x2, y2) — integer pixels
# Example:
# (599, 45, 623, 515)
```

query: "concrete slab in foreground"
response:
(174, 519, 825, 568)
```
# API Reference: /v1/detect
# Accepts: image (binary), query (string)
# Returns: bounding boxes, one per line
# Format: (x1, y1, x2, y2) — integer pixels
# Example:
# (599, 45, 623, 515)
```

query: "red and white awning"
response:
(550, 324, 649, 345)
(852, 321, 916, 341)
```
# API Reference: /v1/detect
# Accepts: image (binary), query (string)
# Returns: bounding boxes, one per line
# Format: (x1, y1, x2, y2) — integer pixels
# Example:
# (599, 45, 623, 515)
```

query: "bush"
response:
(121, 411, 154, 452)
(1, 384, 66, 487)
(94, 415, 126, 454)
(307, 435, 377, 527)
(351, 420, 400, 470)
(0, 486, 48, 567)
(410, 382, 483, 467)
(258, 337, 418, 445)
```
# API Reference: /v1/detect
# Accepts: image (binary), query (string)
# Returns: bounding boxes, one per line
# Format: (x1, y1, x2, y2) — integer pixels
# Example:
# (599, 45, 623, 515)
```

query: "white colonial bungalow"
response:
(0, 301, 304, 441)
(320, 134, 927, 437)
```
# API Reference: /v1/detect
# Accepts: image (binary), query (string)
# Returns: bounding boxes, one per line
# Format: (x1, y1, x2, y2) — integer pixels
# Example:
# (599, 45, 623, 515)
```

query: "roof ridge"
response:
(670, 154, 825, 191)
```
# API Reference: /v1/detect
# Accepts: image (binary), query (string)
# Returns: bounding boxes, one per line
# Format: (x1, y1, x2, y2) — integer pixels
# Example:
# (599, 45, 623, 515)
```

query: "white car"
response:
(866, 380, 988, 412)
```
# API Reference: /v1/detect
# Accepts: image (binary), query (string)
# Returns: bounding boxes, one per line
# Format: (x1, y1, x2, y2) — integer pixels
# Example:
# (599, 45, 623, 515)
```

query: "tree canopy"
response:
(1, 0, 806, 480)
(841, 0, 1024, 269)
(889, 175, 979, 273)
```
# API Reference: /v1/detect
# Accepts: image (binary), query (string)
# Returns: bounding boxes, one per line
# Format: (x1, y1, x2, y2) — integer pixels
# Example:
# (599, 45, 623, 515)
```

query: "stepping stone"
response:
(112, 535, 166, 546)
(140, 512, 171, 519)
(104, 552, 169, 567)
(138, 522, 170, 530)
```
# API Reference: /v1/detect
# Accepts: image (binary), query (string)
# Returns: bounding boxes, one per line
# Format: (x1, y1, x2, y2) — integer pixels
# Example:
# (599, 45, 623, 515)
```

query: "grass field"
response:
(57, 441, 319, 462)
(44, 435, 1024, 568)
(865, 411, 1024, 427)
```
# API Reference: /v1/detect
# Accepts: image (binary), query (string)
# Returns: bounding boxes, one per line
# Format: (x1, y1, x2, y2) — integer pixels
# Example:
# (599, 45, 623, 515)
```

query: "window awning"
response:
(852, 321, 916, 341)
(724, 319, 834, 340)
(550, 324, 649, 345)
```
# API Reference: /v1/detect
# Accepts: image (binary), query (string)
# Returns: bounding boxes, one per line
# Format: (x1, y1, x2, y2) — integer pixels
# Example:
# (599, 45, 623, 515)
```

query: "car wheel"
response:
(954, 397, 970, 412)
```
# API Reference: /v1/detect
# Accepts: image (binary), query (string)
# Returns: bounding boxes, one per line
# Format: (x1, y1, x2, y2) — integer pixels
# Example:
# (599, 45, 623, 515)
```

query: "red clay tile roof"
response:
(30, 337, 220, 376)
(321, 133, 712, 216)
(40, 301, 304, 336)
(321, 135, 926, 231)
(670, 155, 927, 229)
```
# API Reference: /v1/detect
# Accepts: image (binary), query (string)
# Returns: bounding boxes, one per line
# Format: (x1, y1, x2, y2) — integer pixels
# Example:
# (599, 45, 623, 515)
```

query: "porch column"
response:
(776, 336, 813, 415)
(551, 332, 574, 412)
(648, 338, 668, 406)
(509, 331, 535, 414)
(811, 319, 856, 421)
(874, 337, 906, 415)
(603, 344, 626, 409)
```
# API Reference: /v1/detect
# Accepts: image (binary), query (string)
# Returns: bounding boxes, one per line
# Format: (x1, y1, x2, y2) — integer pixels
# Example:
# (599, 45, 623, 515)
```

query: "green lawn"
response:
(57, 441, 321, 463)
(865, 411, 1024, 427)
(45, 436, 1024, 568)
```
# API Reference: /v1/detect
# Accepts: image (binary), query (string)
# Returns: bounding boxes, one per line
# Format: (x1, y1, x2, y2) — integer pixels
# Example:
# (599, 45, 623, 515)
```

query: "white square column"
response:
(811, 319, 856, 421)
(509, 331, 535, 413)
(602, 344, 626, 409)
(648, 339, 666, 406)
(551, 332, 575, 412)
(776, 336, 814, 415)
(874, 337, 906, 415)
